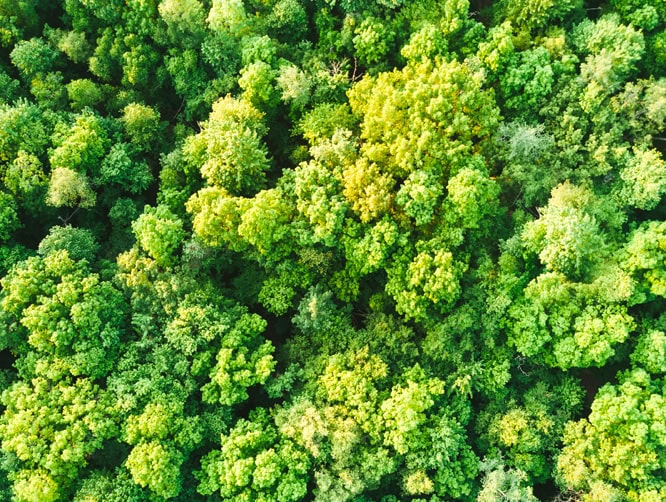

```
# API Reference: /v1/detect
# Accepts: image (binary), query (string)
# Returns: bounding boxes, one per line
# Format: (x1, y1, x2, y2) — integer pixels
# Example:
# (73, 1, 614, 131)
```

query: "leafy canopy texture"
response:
(0, 0, 666, 500)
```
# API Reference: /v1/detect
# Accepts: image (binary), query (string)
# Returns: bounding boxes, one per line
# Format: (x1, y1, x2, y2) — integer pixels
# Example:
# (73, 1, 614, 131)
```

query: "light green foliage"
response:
(478, 376, 584, 482)
(342, 158, 394, 225)
(341, 218, 402, 277)
(573, 16, 644, 107)
(197, 410, 310, 500)
(276, 349, 395, 500)
(631, 329, 666, 375)
(121, 103, 160, 150)
(186, 187, 243, 249)
(614, 147, 666, 210)
(277, 63, 312, 110)
(558, 369, 666, 501)
(207, 0, 251, 37)
(352, 16, 395, 66)
(48, 29, 91, 64)
(188, 186, 296, 261)
(46, 167, 96, 208)
(623, 221, 666, 299)
(10, 37, 59, 81)
(12, 470, 60, 502)
(0, 250, 126, 379)
(125, 441, 183, 499)
(38, 225, 100, 263)
(158, 0, 207, 46)
(401, 22, 443, 61)
(120, 38, 162, 89)
(446, 162, 501, 230)
(3, 150, 47, 212)
(49, 113, 110, 173)
(241, 35, 278, 66)
(522, 182, 607, 279)
(493, 0, 582, 32)
(238, 60, 279, 109)
(386, 243, 466, 320)
(337, 56, 501, 314)
(237, 188, 295, 259)
(66, 79, 103, 111)
(98, 143, 153, 193)
(348, 57, 499, 179)
(132, 205, 185, 266)
(0, 101, 50, 163)
(124, 401, 196, 487)
(1, 0, 666, 498)
(258, 269, 300, 316)
(395, 169, 443, 226)
(0, 377, 118, 499)
(508, 272, 635, 369)
(201, 312, 275, 406)
(30, 71, 68, 110)
(294, 156, 348, 246)
(276, 349, 478, 500)
(639, 79, 666, 130)
(477, 458, 538, 502)
(477, 22, 515, 73)
(87, 27, 123, 82)
(0, 192, 19, 241)
(184, 96, 269, 195)
(380, 371, 478, 499)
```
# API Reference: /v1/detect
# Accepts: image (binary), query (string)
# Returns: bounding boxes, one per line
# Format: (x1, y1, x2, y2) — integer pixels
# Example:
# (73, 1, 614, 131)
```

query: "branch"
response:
(57, 206, 81, 226)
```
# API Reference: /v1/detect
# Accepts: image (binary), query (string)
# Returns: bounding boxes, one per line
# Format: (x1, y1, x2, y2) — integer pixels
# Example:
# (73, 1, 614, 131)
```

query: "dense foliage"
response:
(0, 0, 665, 500)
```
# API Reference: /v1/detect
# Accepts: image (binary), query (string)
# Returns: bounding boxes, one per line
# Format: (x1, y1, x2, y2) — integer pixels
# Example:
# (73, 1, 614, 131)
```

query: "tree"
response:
(183, 96, 270, 196)
(476, 374, 584, 483)
(623, 220, 666, 300)
(66, 79, 103, 111)
(10, 37, 59, 82)
(120, 103, 161, 151)
(207, 0, 252, 37)
(123, 401, 198, 499)
(46, 167, 96, 209)
(492, 0, 582, 34)
(200, 311, 275, 406)
(477, 458, 538, 502)
(347, 57, 499, 180)
(0, 377, 118, 501)
(97, 143, 153, 194)
(37, 225, 100, 263)
(49, 113, 110, 174)
(158, 0, 206, 48)
(131, 205, 184, 267)
(613, 147, 666, 211)
(507, 272, 635, 369)
(197, 409, 310, 501)
(557, 369, 666, 501)
(0, 192, 20, 242)
(3, 151, 48, 214)
(0, 250, 126, 380)
(521, 182, 607, 280)
(0, 100, 50, 164)
(573, 15, 644, 109)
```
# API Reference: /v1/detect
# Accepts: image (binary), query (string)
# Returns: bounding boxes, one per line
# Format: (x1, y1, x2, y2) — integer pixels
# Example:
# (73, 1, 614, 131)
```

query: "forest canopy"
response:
(1, 0, 666, 500)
